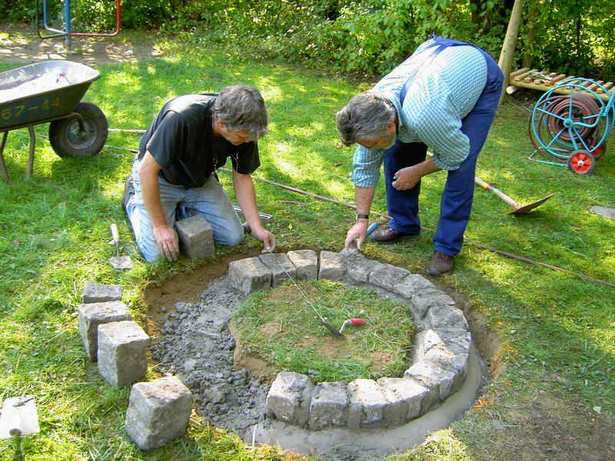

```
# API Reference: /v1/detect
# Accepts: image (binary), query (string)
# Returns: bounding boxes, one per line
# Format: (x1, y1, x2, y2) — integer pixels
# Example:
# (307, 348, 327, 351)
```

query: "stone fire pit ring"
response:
(227, 249, 472, 431)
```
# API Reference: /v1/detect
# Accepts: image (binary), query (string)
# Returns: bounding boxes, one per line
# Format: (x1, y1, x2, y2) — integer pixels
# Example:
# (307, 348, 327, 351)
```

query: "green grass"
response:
(232, 280, 415, 382)
(0, 31, 614, 460)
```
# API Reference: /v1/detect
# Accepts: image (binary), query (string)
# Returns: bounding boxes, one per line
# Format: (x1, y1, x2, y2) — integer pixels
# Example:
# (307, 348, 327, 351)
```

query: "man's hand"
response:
(252, 225, 276, 253)
(153, 224, 179, 261)
(392, 166, 422, 191)
(345, 220, 368, 250)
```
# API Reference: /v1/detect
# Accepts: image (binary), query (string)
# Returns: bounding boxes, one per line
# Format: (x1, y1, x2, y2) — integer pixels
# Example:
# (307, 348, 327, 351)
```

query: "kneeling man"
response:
(336, 36, 503, 275)
(124, 85, 275, 262)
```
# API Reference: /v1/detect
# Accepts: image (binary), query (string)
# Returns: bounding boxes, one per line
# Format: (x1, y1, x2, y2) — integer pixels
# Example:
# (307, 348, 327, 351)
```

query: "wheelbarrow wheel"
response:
(49, 102, 108, 158)
(568, 150, 595, 175)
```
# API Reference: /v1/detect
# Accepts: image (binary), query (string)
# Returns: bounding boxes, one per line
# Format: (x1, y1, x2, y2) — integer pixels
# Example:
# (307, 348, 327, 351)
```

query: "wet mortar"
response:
(146, 254, 501, 458)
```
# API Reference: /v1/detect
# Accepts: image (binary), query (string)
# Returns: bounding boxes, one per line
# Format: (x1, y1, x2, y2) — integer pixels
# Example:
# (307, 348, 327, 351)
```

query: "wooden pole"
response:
(498, 0, 525, 89)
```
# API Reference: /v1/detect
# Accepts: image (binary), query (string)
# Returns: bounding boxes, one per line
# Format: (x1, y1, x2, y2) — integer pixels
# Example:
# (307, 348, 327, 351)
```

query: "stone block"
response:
(228, 257, 272, 295)
(287, 250, 318, 280)
(308, 382, 348, 430)
(125, 376, 193, 450)
(410, 289, 456, 320)
(424, 304, 469, 331)
(405, 360, 461, 402)
(318, 251, 345, 281)
(82, 282, 122, 303)
(347, 379, 387, 429)
(176, 215, 214, 259)
(378, 377, 431, 425)
(97, 321, 150, 387)
(414, 329, 471, 378)
(368, 263, 411, 291)
(393, 274, 436, 299)
(78, 301, 131, 361)
(343, 252, 384, 283)
(266, 372, 313, 427)
(258, 253, 297, 287)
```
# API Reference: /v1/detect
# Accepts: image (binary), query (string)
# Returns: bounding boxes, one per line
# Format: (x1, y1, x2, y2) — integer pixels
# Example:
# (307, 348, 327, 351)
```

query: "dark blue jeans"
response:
(384, 40, 503, 256)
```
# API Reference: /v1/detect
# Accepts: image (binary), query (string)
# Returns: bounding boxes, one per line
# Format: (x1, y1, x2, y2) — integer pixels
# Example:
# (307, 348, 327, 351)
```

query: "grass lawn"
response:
(0, 30, 614, 460)
(232, 280, 415, 383)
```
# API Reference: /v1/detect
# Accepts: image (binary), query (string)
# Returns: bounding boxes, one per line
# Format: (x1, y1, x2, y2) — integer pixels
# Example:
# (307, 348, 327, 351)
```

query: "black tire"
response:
(49, 102, 108, 158)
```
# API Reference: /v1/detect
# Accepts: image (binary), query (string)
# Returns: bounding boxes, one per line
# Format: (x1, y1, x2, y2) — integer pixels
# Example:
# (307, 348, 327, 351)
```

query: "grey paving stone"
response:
(228, 257, 272, 295)
(393, 274, 436, 299)
(258, 253, 297, 287)
(286, 250, 318, 280)
(347, 379, 387, 429)
(125, 376, 193, 450)
(342, 251, 384, 283)
(424, 303, 469, 331)
(97, 321, 150, 387)
(414, 329, 471, 378)
(405, 360, 461, 402)
(78, 301, 131, 361)
(378, 377, 431, 425)
(176, 215, 214, 259)
(410, 289, 456, 320)
(266, 372, 313, 427)
(368, 263, 411, 291)
(318, 251, 345, 281)
(82, 282, 122, 303)
(308, 382, 349, 430)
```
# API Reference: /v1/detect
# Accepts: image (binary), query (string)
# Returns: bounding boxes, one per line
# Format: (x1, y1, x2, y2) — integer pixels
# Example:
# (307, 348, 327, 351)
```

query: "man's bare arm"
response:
(233, 170, 275, 251)
(344, 186, 375, 249)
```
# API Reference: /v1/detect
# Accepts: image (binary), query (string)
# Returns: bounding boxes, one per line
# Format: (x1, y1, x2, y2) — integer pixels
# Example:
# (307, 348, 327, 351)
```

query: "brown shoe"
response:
(426, 251, 454, 276)
(369, 224, 405, 243)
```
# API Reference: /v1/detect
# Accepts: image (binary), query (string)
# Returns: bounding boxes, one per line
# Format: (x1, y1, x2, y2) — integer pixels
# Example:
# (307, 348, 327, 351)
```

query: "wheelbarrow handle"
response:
(474, 177, 520, 209)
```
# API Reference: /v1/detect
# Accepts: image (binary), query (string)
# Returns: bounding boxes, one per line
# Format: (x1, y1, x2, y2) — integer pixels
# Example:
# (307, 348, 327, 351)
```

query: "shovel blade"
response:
(109, 256, 133, 270)
(510, 193, 555, 216)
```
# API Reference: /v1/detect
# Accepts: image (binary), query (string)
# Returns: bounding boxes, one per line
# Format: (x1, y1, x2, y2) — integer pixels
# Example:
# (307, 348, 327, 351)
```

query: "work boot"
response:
(369, 224, 416, 244)
(426, 251, 454, 276)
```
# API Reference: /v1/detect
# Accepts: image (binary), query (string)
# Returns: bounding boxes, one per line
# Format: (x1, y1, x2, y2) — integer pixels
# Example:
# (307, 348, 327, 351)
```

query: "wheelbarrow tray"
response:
(0, 60, 100, 131)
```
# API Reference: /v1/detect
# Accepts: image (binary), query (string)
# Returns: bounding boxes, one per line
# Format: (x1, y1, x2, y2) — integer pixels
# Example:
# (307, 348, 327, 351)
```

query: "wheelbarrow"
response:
(0, 60, 108, 183)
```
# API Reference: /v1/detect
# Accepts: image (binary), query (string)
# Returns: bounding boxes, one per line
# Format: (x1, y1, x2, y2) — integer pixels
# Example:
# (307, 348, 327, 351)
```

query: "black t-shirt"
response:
(138, 94, 260, 188)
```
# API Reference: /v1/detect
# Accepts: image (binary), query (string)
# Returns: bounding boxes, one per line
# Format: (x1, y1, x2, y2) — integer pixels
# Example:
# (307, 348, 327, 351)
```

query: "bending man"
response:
(336, 36, 503, 275)
(124, 85, 275, 262)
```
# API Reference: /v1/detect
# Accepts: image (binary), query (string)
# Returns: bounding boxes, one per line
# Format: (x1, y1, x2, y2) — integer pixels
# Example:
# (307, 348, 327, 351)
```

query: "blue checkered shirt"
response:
(352, 39, 488, 188)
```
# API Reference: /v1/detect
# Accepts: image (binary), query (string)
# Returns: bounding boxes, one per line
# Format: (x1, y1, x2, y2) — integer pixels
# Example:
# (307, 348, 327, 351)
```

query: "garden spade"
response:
(474, 177, 554, 216)
(109, 223, 133, 270)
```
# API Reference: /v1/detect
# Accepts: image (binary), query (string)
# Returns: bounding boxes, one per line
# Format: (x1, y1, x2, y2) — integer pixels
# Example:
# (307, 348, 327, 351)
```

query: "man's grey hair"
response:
(336, 92, 396, 146)
(213, 85, 268, 138)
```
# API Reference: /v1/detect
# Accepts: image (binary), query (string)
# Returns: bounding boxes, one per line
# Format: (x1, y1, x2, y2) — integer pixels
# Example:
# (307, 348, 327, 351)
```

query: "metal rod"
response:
(26, 126, 35, 179)
(0, 131, 10, 183)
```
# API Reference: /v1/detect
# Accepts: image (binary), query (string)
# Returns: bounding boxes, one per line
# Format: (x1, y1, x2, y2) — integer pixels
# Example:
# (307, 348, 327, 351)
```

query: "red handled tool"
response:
(339, 318, 366, 335)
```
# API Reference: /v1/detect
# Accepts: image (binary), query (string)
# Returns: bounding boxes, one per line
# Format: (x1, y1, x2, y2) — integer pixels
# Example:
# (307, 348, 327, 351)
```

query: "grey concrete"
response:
(347, 379, 387, 429)
(308, 382, 349, 430)
(405, 360, 460, 401)
(78, 301, 131, 361)
(176, 215, 215, 259)
(125, 376, 193, 451)
(97, 321, 150, 387)
(318, 251, 346, 281)
(258, 253, 297, 287)
(424, 304, 469, 331)
(342, 251, 384, 283)
(410, 289, 456, 320)
(368, 263, 411, 291)
(266, 372, 313, 427)
(82, 282, 122, 303)
(377, 377, 431, 426)
(286, 250, 318, 280)
(591, 205, 615, 220)
(251, 349, 484, 461)
(228, 257, 272, 295)
(393, 274, 436, 299)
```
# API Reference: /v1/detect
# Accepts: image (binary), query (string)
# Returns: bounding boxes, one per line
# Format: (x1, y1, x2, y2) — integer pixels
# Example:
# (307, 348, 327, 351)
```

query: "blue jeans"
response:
(385, 40, 504, 256)
(126, 161, 244, 262)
